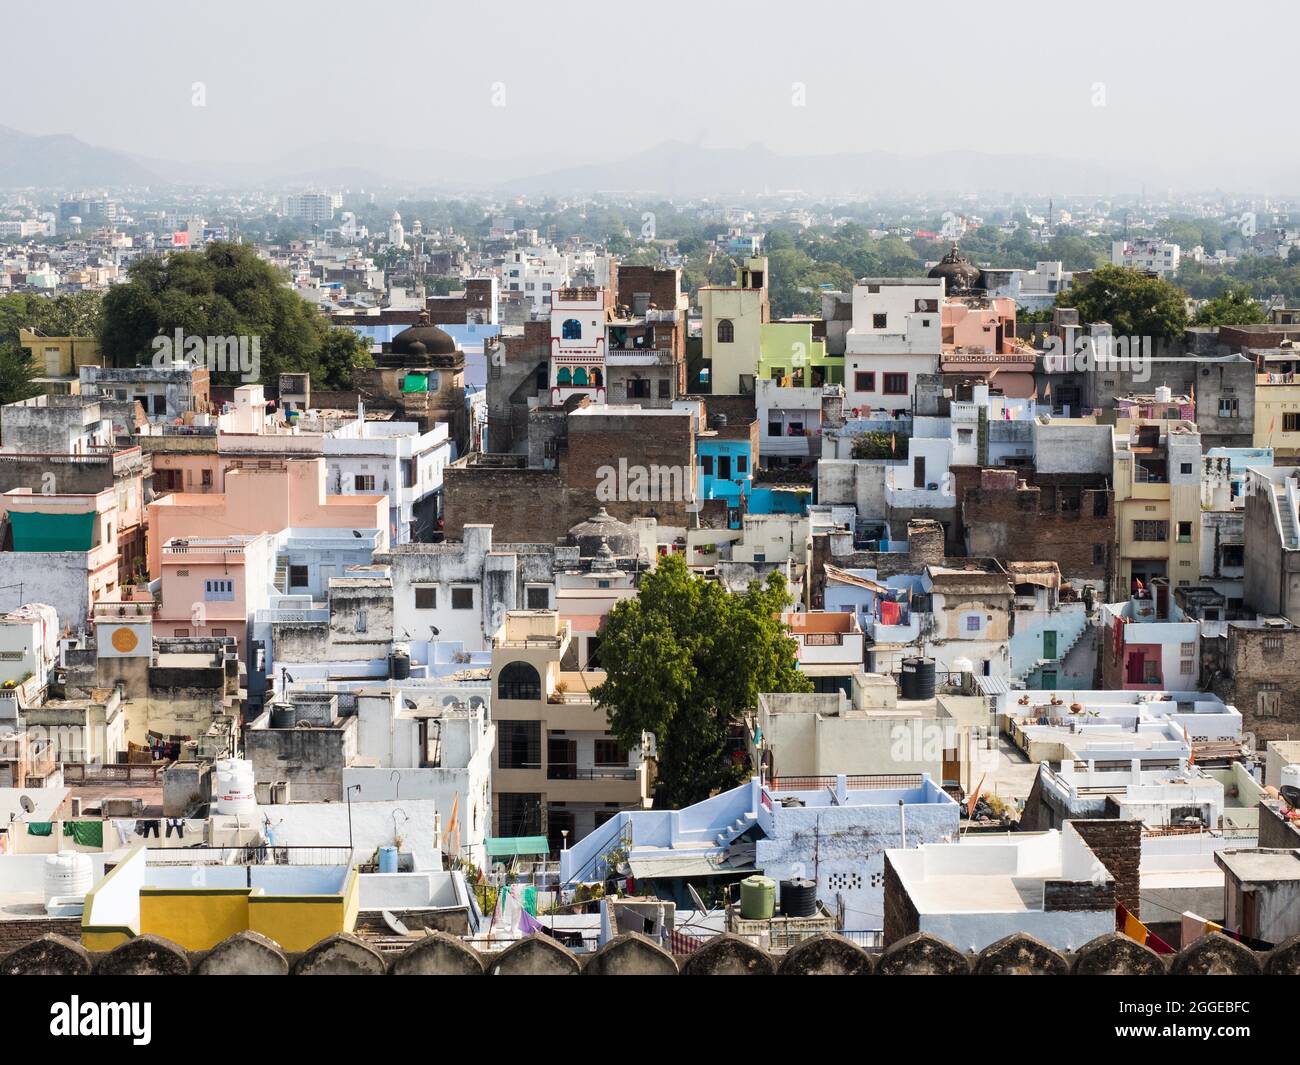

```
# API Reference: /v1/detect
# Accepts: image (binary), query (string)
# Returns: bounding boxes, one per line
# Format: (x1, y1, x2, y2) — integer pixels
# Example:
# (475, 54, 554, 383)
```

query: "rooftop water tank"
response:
(44, 851, 93, 903)
(779, 877, 817, 918)
(739, 875, 776, 920)
(214, 758, 257, 817)
(899, 657, 936, 701)
(1154, 385, 1173, 403)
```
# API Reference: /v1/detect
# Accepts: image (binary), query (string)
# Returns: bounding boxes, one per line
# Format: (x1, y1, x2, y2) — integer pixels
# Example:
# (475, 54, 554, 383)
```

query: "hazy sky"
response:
(8, 0, 1294, 182)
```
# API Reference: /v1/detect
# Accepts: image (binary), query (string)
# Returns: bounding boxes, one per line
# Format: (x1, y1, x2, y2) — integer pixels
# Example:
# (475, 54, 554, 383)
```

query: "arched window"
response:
(590, 368, 603, 386)
(556, 367, 572, 386)
(717, 319, 734, 343)
(572, 367, 589, 386)
(562, 318, 582, 340)
(498, 661, 542, 701)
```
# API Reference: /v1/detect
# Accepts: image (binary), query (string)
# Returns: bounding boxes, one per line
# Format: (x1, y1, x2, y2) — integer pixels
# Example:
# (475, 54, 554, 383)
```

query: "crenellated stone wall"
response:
(3, 929, 1299, 975)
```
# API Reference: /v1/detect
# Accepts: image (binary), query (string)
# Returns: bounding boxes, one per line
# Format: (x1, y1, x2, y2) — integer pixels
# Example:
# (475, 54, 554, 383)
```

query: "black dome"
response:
(928, 243, 983, 295)
(391, 310, 458, 356)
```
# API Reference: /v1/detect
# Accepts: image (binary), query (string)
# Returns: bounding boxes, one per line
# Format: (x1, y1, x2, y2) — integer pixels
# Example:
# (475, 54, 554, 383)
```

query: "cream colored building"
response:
(700, 256, 769, 394)
(490, 610, 651, 851)
(1112, 417, 1202, 599)
(1254, 351, 1300, 462)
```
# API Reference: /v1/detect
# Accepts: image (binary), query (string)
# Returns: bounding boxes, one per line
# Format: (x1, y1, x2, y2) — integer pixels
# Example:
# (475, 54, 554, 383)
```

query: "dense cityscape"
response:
(0, 0, 1295, 1036)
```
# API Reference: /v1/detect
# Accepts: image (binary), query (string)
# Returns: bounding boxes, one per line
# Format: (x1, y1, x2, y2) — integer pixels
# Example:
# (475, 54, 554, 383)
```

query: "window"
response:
(211, 628, 227, 637)
(736, 455, 748, 473)
(496, 791, 541, 835)
(451, 586, 473, 610)
(1093, 544, 1106, 565)
(717, 319, 734, 343)
(1263, 636, 1283, 653)
(1285, 413, 1300, 433)
(201, 469, 212, 487)
(964, 615, 982, 633)
(415, 586, 436, 610)
(658, 379, 670, 399)
(289, 565, 309, 589)
(556, 367, 572, 386)
(1219, 397, 1239, 417)
(562, 319, 582, 340)
(1177, 521, 1193, 543)
(768, 420, 783, 437)
(1221, 544, 1244, 568)
(594, 739, 627, 765)
(204, 579, 233, 601)
(854, 371, 875, 392)
(1133, 520, 1168, 542)
(498, 721, 541, 767)
(173, 628, 190, 638)
(873, 313, 888, 329)
(1180, 659, 1195, 674)
(355, 474, 375, 491)
(498, 663, 542, 702)
(701, 454, 714, 475)
(883, 373, 908, 396)
(627, 378, 650, 399)
(1180, 463, 1193, 475)
(526, 586, 550, 609)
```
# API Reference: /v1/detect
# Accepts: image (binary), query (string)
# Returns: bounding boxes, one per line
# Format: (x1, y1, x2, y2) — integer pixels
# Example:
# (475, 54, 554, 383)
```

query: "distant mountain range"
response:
(0, 124, 1289, 197)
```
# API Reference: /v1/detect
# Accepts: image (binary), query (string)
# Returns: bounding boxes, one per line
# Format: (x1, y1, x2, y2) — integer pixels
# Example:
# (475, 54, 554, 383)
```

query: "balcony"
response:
(546, 763, 638, 781)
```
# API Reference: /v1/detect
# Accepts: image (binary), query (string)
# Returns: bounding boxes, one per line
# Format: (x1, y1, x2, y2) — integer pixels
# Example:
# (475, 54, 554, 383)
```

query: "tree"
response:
(0, 291, 104, 405)
(98, 241, 344, 387)
(317, 328, 375, 390)
(1193, 285, 1266, 327)
(592, 554, 810, 807)
(1055, 264, 1188, 338)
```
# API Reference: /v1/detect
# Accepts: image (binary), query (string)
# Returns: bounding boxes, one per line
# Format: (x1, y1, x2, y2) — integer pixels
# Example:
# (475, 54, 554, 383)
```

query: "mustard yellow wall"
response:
(139, 890, 250, 951)
(82, 929, 133, 951)
(248, 897, 346, 952)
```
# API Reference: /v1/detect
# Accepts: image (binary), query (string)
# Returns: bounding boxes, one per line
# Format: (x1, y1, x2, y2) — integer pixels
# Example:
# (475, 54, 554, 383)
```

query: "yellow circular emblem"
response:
(111, 627, 139, 653)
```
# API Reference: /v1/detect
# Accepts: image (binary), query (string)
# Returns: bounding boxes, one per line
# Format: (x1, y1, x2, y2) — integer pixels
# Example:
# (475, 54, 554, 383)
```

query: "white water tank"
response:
(1281, 763, 1300, 796)
(44, 851, 93, 903)
(214, 758, 258, 817)
(1154, 385, 1173, 403)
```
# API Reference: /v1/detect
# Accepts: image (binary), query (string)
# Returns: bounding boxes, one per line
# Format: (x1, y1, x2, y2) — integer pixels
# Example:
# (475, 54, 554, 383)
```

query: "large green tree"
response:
(0, 290, 104, 405)
(1193, 284, 1266, 327)
(1055, 264, 1188, 338)
(592, 554, 810, 807)
(99, 241, 371, 389)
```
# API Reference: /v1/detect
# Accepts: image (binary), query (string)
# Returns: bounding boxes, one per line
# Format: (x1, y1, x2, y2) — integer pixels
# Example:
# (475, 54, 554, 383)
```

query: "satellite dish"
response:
(19, 796, 35, 814)
(1281, 784, 1300, 810)
(687, 884, 707, 913)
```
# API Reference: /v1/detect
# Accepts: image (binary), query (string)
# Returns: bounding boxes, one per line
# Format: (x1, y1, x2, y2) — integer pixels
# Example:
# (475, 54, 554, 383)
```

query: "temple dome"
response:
(928, 243, 983, 295)
(391, 310, 457, 356)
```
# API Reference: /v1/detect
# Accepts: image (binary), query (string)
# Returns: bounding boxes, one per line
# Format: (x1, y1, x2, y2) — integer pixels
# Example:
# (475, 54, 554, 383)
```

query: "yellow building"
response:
(1112, 417, 1203, 599)
(700, 256, 769, 394)
(491, 610, 651, 850)
(19, 328, 103, 393)
(81, 844, 360, 952)
(1253, 351, 1300, 461)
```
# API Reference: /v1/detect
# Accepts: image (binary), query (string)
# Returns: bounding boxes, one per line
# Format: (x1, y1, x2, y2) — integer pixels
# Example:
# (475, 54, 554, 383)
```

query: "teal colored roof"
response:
(9, 510, 95, 552)
(485, 835, 550, 857)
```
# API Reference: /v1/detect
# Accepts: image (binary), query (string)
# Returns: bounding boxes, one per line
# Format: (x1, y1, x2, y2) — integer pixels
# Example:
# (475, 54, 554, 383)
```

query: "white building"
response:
(884, 826, 1117, 952)
(324, 418, 450, 544)
(503, 246, 571, 316)
(844, 278, 943, 416)
(1112, 239, 1180, 278)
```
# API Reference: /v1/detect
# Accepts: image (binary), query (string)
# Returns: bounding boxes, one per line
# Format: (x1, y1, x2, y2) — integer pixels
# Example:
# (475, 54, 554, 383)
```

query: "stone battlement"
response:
(2, 929, 1298, 975)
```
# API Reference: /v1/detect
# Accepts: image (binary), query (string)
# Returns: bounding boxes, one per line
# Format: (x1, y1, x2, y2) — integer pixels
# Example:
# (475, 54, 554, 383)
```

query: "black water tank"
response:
(780, 877, 817, 918)
(388, 652, 411, 680)
(270, 703, 296, 729)
(900, 657, 936, 700)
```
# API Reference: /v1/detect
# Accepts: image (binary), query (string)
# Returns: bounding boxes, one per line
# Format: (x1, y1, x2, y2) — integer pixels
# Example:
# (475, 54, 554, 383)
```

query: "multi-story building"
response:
(700, 257, 769, 394)
(1111, 238, 1180, 277)
(490, 610, 651, 853)
(843, 277, 943, 417)
(1112, 417, 1202, 599)
(1242, 465, 1300, 623)
(1253, 349, 1300, 461)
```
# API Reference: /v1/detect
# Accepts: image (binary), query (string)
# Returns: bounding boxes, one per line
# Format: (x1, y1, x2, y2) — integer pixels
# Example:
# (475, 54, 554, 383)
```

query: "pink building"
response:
(941, 296, 1037, 399)
(146, 458, 387, 578)
(154, 533, 276, 654)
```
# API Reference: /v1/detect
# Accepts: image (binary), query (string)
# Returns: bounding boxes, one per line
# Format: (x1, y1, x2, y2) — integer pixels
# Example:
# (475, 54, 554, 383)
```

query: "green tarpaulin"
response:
(401, 373, 429, 393)
(484, 835, 550, 858)
(9, 510, 96, 552)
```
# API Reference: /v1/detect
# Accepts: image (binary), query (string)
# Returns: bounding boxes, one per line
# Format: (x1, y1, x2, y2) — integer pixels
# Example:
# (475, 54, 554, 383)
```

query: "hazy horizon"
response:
(7, 0, 1299, 193)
